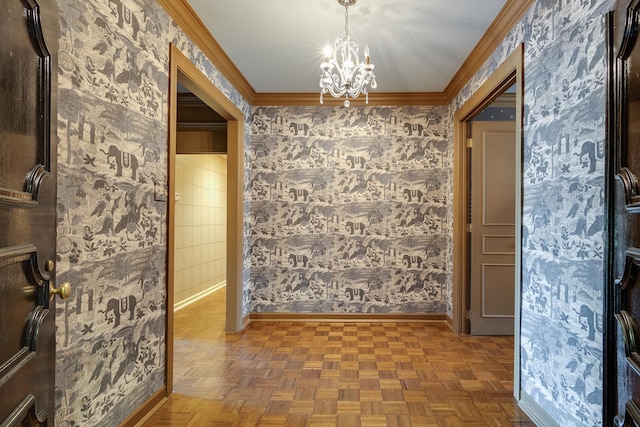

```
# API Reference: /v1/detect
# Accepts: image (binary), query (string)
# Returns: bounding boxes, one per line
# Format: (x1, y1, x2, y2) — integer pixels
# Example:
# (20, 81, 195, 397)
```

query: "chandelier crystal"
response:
(320, 0, 377, 107)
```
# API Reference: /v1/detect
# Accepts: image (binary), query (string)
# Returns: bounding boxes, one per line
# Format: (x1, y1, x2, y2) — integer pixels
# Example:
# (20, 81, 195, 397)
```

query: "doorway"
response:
(173, 85, 228, 312)
(469, 95, 517, 336)
(166, 44, 245, 394)
(173, 153, 227, 307)
(452, 44, 524, 396)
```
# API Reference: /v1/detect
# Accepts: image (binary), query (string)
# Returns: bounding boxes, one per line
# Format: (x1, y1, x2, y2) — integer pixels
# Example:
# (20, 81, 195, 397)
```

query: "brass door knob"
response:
(50, 282, 72, 300)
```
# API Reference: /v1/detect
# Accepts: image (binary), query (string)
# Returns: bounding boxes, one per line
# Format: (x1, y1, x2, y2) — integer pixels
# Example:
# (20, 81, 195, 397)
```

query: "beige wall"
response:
(174, 154, 227, 307)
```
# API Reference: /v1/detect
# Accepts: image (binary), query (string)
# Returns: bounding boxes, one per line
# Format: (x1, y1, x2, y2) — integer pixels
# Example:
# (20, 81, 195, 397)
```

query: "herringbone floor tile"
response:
(143, 288, 535, 426)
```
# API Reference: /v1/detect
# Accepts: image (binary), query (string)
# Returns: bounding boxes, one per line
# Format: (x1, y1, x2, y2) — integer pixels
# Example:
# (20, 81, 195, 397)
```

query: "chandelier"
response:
(320, 0, 377, 107)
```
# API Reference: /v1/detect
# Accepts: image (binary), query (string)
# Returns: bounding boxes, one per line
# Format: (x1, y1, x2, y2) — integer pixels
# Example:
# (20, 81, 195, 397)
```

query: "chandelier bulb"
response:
(323, 45, 332, 61)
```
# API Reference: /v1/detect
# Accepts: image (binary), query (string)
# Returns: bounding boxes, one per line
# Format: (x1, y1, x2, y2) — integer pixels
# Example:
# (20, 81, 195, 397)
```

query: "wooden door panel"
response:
(0, 247, 43, 368)
(0, 0, 58, 425)
(608, 1, 640, 425)
(0, 251, 54, 425)
(0, 0, 52, 205)
(481, 130, 516, 226)
(482, 264, 516, 317)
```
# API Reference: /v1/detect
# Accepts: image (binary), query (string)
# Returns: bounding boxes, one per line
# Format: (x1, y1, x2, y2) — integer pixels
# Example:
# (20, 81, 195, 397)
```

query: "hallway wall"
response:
(53, 1, 250, 425)
(249, 106, 450, 313)
(174, 154, 227, 306)
(451, 0, 612, 425)
(48, 0, 614, 425)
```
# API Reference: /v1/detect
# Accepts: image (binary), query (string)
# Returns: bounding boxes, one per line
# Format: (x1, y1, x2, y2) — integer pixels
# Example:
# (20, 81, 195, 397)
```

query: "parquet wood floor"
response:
(143, 288, 535, 426)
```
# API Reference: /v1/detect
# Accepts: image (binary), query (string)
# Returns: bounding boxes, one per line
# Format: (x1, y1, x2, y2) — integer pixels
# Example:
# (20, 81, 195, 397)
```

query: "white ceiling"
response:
(185, 0, 508, 94)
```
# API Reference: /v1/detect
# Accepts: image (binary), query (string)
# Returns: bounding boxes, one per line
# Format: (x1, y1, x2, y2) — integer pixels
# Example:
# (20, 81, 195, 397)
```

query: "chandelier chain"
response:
(344, 5, 349, 39)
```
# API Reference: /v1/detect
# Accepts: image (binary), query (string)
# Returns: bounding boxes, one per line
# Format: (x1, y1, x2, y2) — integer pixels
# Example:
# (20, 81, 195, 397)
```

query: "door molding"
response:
(166, 44, 245, 394)
(452, 43, 523, 393)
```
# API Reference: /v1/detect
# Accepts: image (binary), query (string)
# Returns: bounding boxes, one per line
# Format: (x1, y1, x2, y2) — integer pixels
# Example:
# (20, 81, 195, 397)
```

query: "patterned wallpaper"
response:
(249, 106, 451, 314)
(453, 0, 613, 425)
(49, 0, 614, 425)
(53, 0, 249, 425)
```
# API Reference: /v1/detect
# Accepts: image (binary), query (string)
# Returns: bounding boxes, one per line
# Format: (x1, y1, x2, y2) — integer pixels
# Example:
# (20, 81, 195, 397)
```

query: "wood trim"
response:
(158, 0, 532, 107)
(166, 43, 246, 399)
(445, 315, 454, 330)
(452, 43, 523, 394)
(178, 92, 214, 108)
(176, 122, 227, 131)
(252, 92, 448, 106)
(444, 0, 534, 101)
(452, 109, 470, 336)
(169, 44, 245, 333)
(452, 45, 523, 328)
(490, 92, 517, 108)
(166, 44, 178, 401)
(226, 117, 246, 334)
(118, 387, 167, 427)
(242, 313, 252, 330)
(454, 45, 523, 121)
(249, 313, 448, 322)
(157, 0, 256, 103)
(604, 11, 618, 425)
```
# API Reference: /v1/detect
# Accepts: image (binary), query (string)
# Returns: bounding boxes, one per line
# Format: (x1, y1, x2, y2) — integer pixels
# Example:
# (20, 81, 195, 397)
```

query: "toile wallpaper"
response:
(53, 0, 250, 425)
(48, 0, 615, 425)
(453, 0, 613, 425)
(249, 106, 451, 314)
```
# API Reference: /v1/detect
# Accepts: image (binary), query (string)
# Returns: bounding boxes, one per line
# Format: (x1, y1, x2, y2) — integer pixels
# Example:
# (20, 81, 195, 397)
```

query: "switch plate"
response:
(154, 183, 168, 202)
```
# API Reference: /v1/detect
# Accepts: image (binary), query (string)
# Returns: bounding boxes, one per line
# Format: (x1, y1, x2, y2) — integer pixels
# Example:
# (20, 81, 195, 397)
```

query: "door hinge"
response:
(466, 223, 472, 233)
(466, 310, 472, 320)
(467, 138, 473, 148)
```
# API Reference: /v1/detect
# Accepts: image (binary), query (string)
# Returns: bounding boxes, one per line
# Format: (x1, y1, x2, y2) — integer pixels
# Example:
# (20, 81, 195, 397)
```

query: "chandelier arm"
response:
(329, 74, 348, 97)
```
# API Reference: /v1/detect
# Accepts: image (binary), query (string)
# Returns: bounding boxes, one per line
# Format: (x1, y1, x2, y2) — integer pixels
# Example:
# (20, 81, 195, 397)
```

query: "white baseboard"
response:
(174, 281, 226, 312)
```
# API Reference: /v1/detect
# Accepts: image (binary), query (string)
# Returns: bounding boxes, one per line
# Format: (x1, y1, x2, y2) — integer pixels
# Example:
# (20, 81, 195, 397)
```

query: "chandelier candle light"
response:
(320, 0, 377, 107)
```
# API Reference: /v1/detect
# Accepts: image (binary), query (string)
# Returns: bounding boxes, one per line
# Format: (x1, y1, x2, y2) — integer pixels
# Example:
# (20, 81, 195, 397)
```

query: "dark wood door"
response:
(0, 1, 61, 425)
(607, 1, 640, 425)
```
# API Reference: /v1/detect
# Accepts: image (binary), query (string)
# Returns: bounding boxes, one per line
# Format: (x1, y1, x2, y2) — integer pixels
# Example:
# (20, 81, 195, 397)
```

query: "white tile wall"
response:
(174, 154, 227, 305)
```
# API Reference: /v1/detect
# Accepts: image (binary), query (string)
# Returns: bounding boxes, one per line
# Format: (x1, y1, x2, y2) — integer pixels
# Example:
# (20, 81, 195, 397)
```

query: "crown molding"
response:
(177, 122, 228, 131)
(160, 0, 533, 108)
(177, 92, 208, 107)
(491, 92, 517, 108)
(443, 0, 534, 101)
(252, 92, 448, 107)
(157, 0, 256, 103)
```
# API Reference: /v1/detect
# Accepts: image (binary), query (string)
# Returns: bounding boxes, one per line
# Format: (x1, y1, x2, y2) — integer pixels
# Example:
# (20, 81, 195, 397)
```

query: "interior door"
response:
(608, 1, 640, 424)
(0, 1, 62, 425)
(470, 121, 516, 335)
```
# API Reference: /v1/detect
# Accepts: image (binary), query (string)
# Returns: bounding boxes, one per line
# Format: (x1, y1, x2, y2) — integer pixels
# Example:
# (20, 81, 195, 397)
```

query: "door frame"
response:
(166, 44, 245, 394)
(452, 44, 523, 395)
